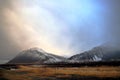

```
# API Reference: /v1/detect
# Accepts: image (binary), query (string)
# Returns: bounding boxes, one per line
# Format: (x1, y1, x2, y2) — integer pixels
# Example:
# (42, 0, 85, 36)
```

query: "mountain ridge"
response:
(8, 47, 66, 64)
(8, 46, 120, 64)
(69, 46, 120, 61)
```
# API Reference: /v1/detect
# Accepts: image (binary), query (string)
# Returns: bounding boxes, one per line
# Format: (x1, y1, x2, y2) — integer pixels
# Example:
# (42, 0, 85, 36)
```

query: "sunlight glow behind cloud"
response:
(2, 0, 106, 56)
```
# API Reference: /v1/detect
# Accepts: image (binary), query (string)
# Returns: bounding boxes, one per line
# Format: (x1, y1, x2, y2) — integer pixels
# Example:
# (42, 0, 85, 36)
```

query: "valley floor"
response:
(0, 66, 120, 80)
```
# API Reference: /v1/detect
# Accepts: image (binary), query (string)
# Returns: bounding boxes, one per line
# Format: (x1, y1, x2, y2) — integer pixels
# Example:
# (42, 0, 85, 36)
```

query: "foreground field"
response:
(0, 66, 120, 80)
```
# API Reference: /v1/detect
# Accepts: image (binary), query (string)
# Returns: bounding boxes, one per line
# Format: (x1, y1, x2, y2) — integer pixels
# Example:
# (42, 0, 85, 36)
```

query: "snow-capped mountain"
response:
(69, 46, 120, 62)
(8, 46, 120, 64)
(8, 48, 66, 64)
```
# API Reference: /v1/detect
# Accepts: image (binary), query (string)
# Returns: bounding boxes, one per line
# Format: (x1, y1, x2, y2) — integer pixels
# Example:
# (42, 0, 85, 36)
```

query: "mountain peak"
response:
(28, 47, 46, 53)
(8, 47, 66, 64)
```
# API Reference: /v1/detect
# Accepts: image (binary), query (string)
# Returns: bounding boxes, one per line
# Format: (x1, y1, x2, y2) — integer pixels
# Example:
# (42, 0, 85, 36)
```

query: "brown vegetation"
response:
(0, 66, 120, 80)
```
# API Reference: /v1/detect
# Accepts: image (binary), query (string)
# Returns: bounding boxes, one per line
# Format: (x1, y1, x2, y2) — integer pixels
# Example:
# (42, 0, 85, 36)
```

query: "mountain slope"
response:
(69, 46, 120, 62)
(8, 48, 66, 64)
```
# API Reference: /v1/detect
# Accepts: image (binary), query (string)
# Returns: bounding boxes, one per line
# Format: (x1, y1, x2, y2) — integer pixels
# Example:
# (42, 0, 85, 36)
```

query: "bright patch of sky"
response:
(8, 0, 106, 56)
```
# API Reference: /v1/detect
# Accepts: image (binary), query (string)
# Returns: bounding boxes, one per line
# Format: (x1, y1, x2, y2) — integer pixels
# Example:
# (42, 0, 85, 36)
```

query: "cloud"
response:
(102, 0, 120, 50)
(0, 0, 21, 63)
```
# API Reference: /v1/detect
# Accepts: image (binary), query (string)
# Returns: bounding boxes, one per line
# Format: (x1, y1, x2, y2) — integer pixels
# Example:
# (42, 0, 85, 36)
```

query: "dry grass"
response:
(1, 66, 120, 80)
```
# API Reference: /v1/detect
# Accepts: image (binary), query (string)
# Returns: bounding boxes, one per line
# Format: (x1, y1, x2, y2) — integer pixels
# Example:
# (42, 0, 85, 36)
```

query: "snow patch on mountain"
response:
(93, 55, 102, 61)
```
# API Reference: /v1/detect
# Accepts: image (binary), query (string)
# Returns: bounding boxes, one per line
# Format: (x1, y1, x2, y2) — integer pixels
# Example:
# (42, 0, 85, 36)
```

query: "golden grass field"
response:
(0, 66, 120, 80)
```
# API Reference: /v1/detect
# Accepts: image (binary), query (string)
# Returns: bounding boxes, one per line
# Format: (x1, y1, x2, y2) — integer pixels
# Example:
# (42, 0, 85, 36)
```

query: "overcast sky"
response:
(0, 0, 120, 64)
